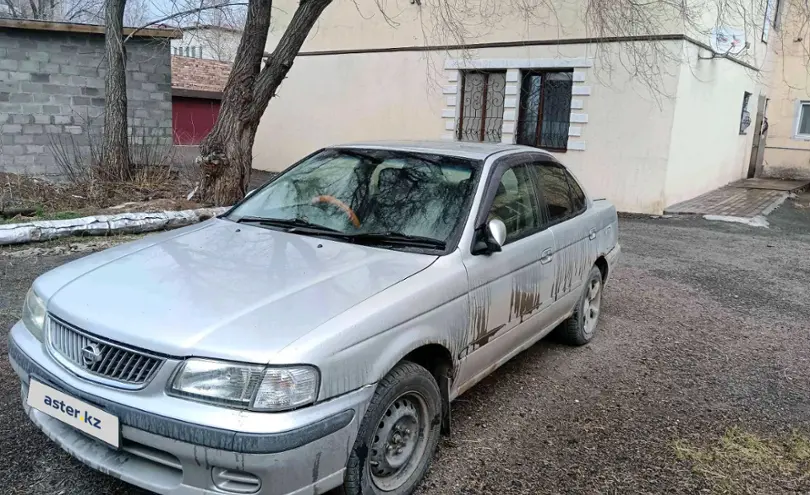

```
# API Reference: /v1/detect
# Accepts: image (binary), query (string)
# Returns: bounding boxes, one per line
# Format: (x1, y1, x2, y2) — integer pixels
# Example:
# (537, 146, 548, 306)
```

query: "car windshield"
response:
(227, 148, 480, 249)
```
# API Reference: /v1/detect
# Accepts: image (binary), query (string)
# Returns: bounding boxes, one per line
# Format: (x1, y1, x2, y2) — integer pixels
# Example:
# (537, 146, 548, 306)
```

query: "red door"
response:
(172, 97, 221, 145)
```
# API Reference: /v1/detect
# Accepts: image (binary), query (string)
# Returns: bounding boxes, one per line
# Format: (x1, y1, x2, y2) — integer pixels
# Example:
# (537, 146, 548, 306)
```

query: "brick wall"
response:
(0, 27, 173, 175)
(171, 56, 230, 93)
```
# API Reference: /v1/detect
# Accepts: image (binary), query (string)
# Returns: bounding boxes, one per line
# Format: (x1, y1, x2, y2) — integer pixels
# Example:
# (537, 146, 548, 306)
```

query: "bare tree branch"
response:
(123, 1, 247, 42)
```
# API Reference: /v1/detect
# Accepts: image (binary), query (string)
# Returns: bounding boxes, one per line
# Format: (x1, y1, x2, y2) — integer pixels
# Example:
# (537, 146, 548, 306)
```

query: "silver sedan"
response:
(8, 141, 619, 495)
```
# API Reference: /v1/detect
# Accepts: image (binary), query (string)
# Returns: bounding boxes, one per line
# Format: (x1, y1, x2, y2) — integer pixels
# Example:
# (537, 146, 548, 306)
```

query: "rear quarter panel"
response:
(548, 199, 618, 301)
(590, 199, 619, 258)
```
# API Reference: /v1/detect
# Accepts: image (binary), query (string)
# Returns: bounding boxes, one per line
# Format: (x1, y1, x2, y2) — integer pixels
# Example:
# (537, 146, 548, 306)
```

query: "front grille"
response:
(47, 317, 163, 387)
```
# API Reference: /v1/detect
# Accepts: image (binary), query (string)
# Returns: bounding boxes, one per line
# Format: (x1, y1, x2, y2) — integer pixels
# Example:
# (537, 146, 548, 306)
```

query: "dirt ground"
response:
(1, 195, 809, 495)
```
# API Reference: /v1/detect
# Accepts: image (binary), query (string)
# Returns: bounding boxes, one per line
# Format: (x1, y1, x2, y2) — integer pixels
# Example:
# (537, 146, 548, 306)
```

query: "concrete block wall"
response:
(0, 28, 173, 176)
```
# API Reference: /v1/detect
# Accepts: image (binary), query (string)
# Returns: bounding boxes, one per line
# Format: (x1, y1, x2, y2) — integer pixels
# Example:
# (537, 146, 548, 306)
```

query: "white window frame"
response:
(444, 57, 591, 149)
(793, 100, 810, 140)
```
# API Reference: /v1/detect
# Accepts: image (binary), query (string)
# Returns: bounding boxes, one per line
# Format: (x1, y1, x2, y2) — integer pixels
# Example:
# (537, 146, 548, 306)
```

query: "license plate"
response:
(27, 379, 120, 448)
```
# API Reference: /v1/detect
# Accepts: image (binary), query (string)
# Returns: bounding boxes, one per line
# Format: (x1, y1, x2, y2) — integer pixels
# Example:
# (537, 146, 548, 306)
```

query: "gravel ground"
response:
(1, 195, 809, 495)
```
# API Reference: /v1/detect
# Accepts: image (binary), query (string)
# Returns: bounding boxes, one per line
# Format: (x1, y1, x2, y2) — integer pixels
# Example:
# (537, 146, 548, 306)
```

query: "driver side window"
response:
(487, 165, 542, 244)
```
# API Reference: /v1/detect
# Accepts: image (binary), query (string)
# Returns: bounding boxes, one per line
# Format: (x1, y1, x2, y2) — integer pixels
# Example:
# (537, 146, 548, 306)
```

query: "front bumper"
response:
(8, 323, 374, 495)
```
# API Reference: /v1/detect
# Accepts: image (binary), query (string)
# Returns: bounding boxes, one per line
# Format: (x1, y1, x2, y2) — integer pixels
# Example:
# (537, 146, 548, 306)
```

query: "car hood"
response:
(39, 219, 437, 363)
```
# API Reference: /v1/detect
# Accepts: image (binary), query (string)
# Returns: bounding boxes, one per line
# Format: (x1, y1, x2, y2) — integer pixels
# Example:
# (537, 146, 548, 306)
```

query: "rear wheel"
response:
(341, 361, 442, 495)
(556, 265, 604, 346)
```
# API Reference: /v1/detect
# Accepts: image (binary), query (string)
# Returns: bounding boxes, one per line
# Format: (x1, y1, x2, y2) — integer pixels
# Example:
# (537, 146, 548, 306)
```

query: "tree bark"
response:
(198, 0, 332, 206)
(102, 0, 131, 181)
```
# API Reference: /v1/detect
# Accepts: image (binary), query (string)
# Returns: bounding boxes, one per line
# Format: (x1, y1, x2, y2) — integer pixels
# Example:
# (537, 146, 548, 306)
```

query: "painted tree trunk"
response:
(197, 0, 333, 206)
(102, 0, 131, 181)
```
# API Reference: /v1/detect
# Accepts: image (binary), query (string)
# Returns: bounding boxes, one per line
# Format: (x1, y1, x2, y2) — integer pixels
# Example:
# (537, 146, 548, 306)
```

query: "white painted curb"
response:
(703, 215, 769, 228)
(0, 207, 228, 246)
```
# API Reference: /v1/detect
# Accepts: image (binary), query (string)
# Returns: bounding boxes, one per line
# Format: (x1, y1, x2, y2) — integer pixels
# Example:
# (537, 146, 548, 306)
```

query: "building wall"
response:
(267, 0, 690, 54)
(255, 42, 683, 213)
(761, 4, 810, 180)
(267, 0, 769, 61)
(256, 1, 773, 213)
(171, 28, 241, 62)
(0, 28, 173, 176)
(664, 43, 759, 206)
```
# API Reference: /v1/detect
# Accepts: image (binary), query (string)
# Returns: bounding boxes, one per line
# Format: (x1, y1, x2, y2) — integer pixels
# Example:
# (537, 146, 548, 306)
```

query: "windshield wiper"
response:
(348, 232, 446, 249)
(235, 218, 445, 249)
(235, 216, 342, 233)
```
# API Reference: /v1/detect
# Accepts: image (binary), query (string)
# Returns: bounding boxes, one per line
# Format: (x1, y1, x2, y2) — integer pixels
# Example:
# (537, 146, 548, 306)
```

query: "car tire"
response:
(556, 265, 604, 346)
(340, 361, 442, 495)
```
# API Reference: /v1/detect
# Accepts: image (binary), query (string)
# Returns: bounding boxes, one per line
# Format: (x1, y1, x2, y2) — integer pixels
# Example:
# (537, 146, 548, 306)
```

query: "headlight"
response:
(169, 359, 319, 411)
(22, 288, 46, 341)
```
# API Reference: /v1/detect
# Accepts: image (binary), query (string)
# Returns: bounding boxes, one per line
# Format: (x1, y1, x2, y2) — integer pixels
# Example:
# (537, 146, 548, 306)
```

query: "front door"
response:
(455, 156, 556, 394)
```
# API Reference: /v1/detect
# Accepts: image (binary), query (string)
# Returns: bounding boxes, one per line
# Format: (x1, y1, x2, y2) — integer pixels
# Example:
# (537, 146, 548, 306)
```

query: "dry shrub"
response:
(0, 125, 201, 221)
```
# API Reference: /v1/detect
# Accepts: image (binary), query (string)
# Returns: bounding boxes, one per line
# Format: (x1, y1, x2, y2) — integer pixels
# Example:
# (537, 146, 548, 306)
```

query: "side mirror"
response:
(488, 218, 507, 248)
(472, 219, 507, 255)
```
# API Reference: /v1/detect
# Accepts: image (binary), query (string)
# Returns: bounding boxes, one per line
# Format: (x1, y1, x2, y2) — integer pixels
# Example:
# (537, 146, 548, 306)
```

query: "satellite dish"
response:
(711, 27, 747, 56)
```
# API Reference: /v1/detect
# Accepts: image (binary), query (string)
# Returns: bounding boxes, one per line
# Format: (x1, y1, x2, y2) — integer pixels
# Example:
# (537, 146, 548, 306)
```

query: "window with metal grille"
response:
(740, 92, 752, 135)
(516, 71, 573, 151)
(457, 71, 506, 143)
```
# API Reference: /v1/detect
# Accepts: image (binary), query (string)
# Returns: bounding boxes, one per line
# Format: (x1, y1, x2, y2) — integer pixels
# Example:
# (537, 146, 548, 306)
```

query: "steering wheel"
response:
(311, 195, 361, 228)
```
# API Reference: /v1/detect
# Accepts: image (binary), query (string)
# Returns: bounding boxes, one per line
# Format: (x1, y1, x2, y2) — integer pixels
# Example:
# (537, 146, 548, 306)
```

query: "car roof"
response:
(332, 140, 553, 161)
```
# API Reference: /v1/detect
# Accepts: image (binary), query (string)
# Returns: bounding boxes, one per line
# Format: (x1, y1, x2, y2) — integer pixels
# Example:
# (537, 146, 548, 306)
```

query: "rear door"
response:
(533, 161, 594, 316)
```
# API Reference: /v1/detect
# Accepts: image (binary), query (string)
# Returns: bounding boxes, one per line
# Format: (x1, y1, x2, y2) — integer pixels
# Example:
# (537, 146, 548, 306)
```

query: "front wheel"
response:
(341, 361, 442, 495)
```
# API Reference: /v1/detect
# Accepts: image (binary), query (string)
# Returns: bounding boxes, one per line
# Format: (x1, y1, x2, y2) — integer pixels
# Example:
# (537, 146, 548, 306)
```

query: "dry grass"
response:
(0, 168, 202, 223)
(673, 428, 810, 494)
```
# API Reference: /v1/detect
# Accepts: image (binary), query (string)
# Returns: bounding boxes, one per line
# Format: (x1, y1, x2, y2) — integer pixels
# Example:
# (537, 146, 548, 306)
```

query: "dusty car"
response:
(8, 141, 619, 495)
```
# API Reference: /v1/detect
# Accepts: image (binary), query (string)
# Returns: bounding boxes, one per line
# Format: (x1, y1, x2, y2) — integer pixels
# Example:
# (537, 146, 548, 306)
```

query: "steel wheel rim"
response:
(368, 391, 430, 491)
(583, 277, 602, 336)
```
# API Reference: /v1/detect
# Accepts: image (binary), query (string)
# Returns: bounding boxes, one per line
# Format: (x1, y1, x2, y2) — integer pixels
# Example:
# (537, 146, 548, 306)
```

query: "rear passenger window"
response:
(565, 171, 586, 212)
(536, 165, 572, 223)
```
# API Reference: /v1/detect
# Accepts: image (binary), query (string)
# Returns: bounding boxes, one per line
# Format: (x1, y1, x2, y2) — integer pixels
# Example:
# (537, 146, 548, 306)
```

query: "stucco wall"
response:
(255, 42, 682, 213)
(664, 43, 759, 206)
(267, 0, 689, 53)
(760, 9, 810, 180)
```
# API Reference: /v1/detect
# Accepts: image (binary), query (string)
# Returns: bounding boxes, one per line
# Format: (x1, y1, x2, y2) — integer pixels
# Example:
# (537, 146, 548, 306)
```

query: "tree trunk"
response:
(102, 0, 130, 181)
(198, 0, 332, 206)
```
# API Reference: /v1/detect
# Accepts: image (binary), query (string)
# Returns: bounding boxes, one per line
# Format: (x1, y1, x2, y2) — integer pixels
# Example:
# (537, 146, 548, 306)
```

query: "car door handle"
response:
(588, 228, 597, 240)
(540, 249, 553, 264)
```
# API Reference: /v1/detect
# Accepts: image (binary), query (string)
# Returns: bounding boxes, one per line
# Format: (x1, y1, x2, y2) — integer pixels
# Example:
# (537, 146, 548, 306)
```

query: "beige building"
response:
(759, 1, 810, 180)
(254, 1, 779, 214)
(171, 25, 242, 62)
